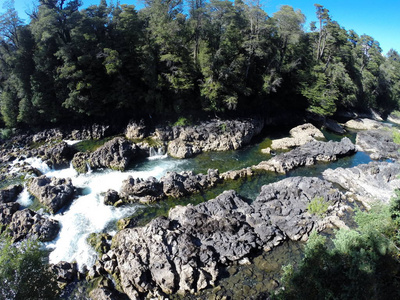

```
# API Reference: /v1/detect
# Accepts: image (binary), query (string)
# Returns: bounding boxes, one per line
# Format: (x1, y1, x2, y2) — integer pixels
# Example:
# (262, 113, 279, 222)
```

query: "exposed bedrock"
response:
(93, 177, 346, 298)
(254, 137, 356, 174)
(344, 118, 383, 130)
(0, 184, 23, 204)
(323, 161, 400, 207)
(27, 175, 75, 214)
(356, 129, 400, 160)
(159, 119, 264, 159)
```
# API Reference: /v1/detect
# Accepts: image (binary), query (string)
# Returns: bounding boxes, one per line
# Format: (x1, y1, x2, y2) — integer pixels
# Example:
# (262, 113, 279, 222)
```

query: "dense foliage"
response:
(0, 233, 59, 299)
(1, 0, 400, 128)
(274, 192, 400, 300)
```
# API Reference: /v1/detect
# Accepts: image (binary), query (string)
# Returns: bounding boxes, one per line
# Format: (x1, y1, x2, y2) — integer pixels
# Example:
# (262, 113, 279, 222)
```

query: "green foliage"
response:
(0, 233, 60, 299)
(392, 130, 400, 145)
(172, 116, 192, 127)
(274, 194, 400, 300)
(0, 127, 15, 140)
(72, 136, 115, 153)
(307, 196, 330, 216)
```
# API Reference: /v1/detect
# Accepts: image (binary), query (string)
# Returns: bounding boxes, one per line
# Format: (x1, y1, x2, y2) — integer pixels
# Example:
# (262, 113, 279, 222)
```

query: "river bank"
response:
(1, 114, 400, 299)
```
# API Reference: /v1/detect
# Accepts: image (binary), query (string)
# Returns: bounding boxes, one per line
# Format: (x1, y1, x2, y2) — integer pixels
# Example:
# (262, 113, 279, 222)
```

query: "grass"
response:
(72, 136, 115, 152)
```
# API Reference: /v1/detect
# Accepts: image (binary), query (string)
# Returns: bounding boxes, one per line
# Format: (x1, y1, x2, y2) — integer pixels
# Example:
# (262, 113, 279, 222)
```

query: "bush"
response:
(0, 234, 59, 299)
(172, 117, 191, 127)
(307, 196, 330, 216)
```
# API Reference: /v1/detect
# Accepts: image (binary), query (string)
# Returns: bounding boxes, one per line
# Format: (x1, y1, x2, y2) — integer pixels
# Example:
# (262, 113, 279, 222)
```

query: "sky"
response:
(2, 0, 400, 54)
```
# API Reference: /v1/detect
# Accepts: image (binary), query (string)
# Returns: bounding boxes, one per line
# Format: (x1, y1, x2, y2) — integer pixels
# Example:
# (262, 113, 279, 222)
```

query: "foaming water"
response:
(16, 187, 34, 207)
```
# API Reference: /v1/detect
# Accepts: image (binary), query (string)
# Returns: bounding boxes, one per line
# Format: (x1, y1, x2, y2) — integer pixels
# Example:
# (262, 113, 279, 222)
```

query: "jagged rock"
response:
(0, 184, 23, 203)
(344, 118, 383, 130)
(221, 167, 254, 180)
(71, 124, 111, 140)
(101, 177, 345, 298)
(165, 119, 264, 159)
(0, 202, 20, 232)
(388, 113, 400, 125)
(90, 287, 126, 300)
(119, 176, 164, 203)
(42, 142, 73, 169)
(125, 121, 147, 140)
(71, 152, 90, 173)
(27, 175, 75, 213)
(52, 261, 78, 288)
(32, 128, 64, 143)
(8, 208, 60, 242)
(324, 118, 346, 134)
(89, 137, 136, 171)
(255, 137, 356, 173)
(323, 161, 400, 207)
(356, 130, 400, 160)
(103, 189, 121, 206)
(271, 123, 325, 150)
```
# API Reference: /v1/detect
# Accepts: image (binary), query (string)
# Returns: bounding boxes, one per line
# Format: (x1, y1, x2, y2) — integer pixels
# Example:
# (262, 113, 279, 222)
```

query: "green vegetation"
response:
(72, 136, 115, 153)
(1, 1, 400, 130)
(307, 196, 330, 216)
(172, 117, 192, 127)
(392, 129, 400, 145)
(274, 193, 400, 300)
(0, 233, 60, 299)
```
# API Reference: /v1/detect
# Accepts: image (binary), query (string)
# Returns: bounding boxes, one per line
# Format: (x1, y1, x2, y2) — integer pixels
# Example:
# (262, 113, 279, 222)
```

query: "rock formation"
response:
(356, 129, 400, 160)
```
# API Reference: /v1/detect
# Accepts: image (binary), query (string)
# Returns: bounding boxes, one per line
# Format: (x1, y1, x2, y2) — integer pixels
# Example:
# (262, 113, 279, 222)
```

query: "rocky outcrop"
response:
(70, 124, 111, 140)
(27, 176, 75, 213)
(356, 130, 400, 160)
(323, 162, 400, 207)
(387, 113, 400, 125)
(255, 137, 356, 173)
(159, 119, 263, 159)
(0, 202, 20, 232)
(52, 261, 79, 288)
(41, 142, 74, 169)
(32, 128, 64, 143)
(8, 208, 60, 242)
(95, 177, 345, 298)
(324, 118, 346, 134)
(71, 152, 90, 173)
(270, 123, 325, 150)
(0, 184, 23, 203)
(125, 121, 147, 140)
(89, 137, 136, 171)
(344, 118, 383, 130)
(115, 169, 221, 205)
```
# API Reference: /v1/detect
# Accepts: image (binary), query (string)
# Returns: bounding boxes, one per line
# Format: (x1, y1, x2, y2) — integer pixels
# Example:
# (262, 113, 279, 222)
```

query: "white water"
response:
(17, 155, 186, 270)
(16, 187, 33, 207)
(148, 146, 168, 160)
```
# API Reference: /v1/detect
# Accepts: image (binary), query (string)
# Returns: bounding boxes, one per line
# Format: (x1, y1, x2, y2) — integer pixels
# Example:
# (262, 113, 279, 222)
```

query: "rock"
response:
(32, 128, 64, 143)
(356, 130, 400, 160)
(89, 137, 136, 171)
(125, 121, 147, 140)
(255, 137, 356, 173)
(220, 167, 254, 180)
(101, 177, 345, 298)
(103, 189, 121, 206)
(344, 118, 383, 130)
(71, 152, 90, 173)
(270, 123, 325, 150)
(71, 124, 110, 140)
(27, 175, 75, 214)
(51, 261, 78, 287)
(8, 208, 60, 242)
(261, 147, 271, 154)
(90, 287, 127, 300)
(387, 113, 400, 125)
(42, 142, 73, 169)
(324, 118, 346, 134)
(0, 202, 20, 232)
(165, 119, 263, 159)
(119, 176, 164, 203)
(0, 184, 23, 203)
(323, 162, 400, 207)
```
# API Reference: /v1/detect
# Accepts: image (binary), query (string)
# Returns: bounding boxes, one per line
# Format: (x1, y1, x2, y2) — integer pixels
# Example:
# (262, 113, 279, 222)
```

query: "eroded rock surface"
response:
(344, 118, 383, 130)
(255, 137, 356, 173)
(0, 184, 23, 204)
(28, 176, 75, 213)
(95, 177, 345, 298)
(270, 123, 325, 150)
(323, 161, 400, 207)
(356, 130, 400, 160)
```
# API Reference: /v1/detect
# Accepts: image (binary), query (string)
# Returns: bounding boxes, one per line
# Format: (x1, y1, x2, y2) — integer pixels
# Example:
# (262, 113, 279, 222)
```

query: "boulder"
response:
(119, 176, 164, 203)
(356, 130, 400, 160)
(323, 161, 400, 207)
(8, 208, 60, 242)
(51, 261, 78, 288)
(168, 139, 200, 159)
(387, 113, 400, 125)
(71, 152, 90, 173)
(28, 175, 75, 214)
(32, 128, 64, 143)
(125, 121, 147, 140)
(0, 184, 23, 204)
(42, 142, 73, 169)
(99, 177, 345, 298)
(324, 118, 346, 134)
(0, 202, 20, 232)
(89, 137, 136, 171)
(71, 124, 110, 140)
(271, 123, 325, 150)
(344, 118, 383, 130)
(255, 137, 356, 173)
(103, 189, 121, 206)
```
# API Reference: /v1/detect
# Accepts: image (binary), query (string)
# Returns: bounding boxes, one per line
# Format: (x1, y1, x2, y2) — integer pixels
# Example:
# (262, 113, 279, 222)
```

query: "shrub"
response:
(307, 196, 330, 216)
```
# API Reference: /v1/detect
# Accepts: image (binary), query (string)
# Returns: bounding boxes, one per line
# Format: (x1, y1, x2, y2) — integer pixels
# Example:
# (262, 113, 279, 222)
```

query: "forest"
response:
(1, 0, 400, 129)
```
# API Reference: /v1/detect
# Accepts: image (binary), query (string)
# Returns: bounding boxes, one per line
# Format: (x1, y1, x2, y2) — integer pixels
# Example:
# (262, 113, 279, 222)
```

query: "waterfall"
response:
(148, 146, 167, 160)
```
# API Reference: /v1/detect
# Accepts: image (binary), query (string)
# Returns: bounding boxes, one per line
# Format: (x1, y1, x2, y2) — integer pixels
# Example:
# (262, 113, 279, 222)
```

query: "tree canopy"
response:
(0, 1, 399, 128)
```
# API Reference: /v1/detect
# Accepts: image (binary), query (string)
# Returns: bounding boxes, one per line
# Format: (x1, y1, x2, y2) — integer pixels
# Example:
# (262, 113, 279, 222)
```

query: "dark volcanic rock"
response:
(323, 161, 400, 206)
(104, 189, 121, 206)
(119, 176, 164, 203)
(71, 124, 111, 140)
(71, 152, 90, 173)
(100, 177, 345, 298)
(162, 119, 264, 158)
(28, 175, 75, 213)
(8, 208, 60, 242)
(356, 130, 400, 160)
(255, 137, 356, 173)
(0, 202, 20, 232)
(42, 142, 74, 169)
(89, 137, 136, 171)
(0, 184, 23, 204)
(51, 261, 78, 287)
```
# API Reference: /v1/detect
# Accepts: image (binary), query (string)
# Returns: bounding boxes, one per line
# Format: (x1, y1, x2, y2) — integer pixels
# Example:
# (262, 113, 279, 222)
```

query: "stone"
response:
(42, 142, 73, 169)
(0, 184, 23, 204)
(356, 129, 400, 160)
(344, 118, 383, 130)
(119, 176, 164, 203)
(51, 261, 78, 287)
(0, 202, 20, 232)
(103, 189, 121, 206)
(27, 175, 75, 214)
(255, 137, 356, 173)
(71, 152, 90, 173)
(125, 121, 147, 140)
(323, 161, 400, 207)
